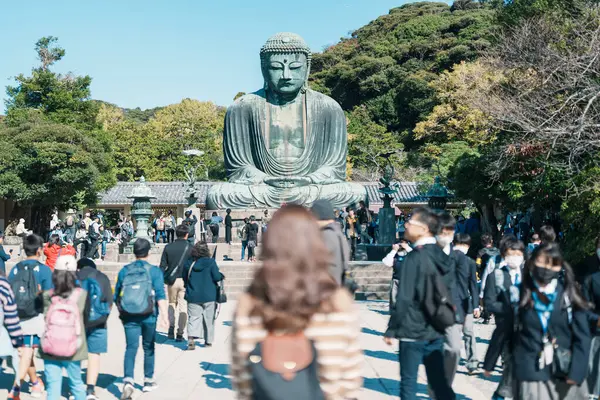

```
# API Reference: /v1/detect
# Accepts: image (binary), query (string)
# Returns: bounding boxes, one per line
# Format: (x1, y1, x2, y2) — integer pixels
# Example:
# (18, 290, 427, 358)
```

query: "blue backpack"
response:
(81, 276, 110, 328)
(117, 262, 155, 317)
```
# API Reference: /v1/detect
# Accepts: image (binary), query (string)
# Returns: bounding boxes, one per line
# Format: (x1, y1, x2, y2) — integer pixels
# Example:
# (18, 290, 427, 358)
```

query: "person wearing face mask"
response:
(480, 234, 524, 309)
(514, 243, 590, 399)
(431, 212, 462, 392)
(482, 235, 525, 400)
(452, 233, 480, 375)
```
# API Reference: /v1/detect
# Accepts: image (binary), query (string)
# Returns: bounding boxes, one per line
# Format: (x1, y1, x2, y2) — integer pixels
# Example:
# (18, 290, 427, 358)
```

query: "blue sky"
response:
(0, 0, 411, 111)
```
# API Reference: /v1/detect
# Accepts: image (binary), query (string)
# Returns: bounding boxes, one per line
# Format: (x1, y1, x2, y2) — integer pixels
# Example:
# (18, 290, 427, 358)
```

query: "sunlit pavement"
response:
(0, 301, 500, 399)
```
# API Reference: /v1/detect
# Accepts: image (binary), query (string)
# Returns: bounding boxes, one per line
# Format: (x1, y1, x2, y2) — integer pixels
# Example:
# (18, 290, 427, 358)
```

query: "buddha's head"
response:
(260, 32, 311, 97)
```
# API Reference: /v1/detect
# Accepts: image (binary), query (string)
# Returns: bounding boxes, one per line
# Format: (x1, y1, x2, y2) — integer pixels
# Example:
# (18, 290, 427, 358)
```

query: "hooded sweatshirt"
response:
(385, 240, 455, 341)
(182, 257, 224, 304)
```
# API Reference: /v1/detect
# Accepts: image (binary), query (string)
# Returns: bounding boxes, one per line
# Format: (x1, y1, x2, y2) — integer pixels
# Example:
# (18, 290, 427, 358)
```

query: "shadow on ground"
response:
(361, 327, 384, 337)
(200, 362, 232, 390)
(364, 349, 397, 362)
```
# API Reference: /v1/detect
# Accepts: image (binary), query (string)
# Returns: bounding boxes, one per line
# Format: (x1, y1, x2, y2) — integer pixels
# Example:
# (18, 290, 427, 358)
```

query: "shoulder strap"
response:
(494, 268, 505, 290)
(564, 294, 572, 324)
(187, 260, 196, 280)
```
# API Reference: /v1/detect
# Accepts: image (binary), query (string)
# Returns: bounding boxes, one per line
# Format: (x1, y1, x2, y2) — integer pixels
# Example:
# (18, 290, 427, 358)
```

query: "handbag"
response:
(552, 346, 572, 379)
(217, 279, 228, 304)
(550, 294, 573, 379)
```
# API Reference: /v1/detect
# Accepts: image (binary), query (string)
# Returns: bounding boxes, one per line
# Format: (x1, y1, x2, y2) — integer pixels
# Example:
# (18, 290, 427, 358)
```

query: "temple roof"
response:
(97, 181, 429, 207)
(98, 181, 212, 206)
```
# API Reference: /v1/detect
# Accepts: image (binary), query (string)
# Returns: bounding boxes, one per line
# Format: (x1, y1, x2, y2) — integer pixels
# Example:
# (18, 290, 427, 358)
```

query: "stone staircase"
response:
(6, 258, 392, 301)
(99, 261, 393, 301)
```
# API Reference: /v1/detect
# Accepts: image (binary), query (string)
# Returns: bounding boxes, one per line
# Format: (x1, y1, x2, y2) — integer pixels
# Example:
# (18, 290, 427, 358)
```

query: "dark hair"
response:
(248, 205, 337, 332)
(212, 212, 218, 217)
(23, 234, 44, 257)
(175, 224, 190, 239)
(539, 225, 557, 243)
(596, 236, 600, 249)
(454, 233, 471, 247)
(519, 243, 589, 310)
(226, 209, 231, 214)
(411, 207, 440, 236)
(250, 215, 256, 221)
(243, 218, 249, 223)
(52, 270, 78, 298)
(481, 233, 494, 246)
(499, 234, 524, 257)
(359, 200, 366, 207)
(191, 241, 211, 259)
(438, 212, 456, 232)
(185, 210, 192, 217)
(49, 234, 60, 246)
(134, 238, 151, 258)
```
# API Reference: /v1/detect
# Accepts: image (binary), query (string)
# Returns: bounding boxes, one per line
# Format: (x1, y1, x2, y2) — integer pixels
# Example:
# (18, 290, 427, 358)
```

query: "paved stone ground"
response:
(0, 301, 502, 399)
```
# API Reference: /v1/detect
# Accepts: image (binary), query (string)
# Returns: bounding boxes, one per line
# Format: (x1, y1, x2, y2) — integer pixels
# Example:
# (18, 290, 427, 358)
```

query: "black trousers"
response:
(225, 226, 232, 244)
(87, 239, 99, 258)
(166, 229, 175, 243)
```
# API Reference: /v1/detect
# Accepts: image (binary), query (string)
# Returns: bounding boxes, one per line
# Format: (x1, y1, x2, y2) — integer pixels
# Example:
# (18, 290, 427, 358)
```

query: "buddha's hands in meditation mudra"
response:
(263, 176, 312, 188)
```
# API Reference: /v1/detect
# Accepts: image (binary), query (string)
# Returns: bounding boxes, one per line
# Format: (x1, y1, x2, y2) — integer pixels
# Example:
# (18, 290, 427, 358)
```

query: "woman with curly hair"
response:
(230, 205, 363, 399)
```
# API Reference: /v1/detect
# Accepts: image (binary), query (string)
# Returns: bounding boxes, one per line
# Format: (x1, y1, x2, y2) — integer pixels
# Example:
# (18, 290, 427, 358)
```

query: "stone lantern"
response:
(427, 176, 449, 211)
(127, 176, 156, 241)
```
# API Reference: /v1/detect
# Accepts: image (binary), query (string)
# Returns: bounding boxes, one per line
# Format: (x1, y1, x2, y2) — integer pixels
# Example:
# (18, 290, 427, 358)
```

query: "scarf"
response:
(532, 279, 559, 334)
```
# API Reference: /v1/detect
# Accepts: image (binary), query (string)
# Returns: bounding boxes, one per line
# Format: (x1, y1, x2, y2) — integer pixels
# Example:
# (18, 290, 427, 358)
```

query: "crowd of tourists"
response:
(3, 202, 600, 399)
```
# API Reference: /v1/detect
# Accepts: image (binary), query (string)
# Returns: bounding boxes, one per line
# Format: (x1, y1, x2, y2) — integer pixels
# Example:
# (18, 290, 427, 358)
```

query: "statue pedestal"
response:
(378, 207, 397, 245)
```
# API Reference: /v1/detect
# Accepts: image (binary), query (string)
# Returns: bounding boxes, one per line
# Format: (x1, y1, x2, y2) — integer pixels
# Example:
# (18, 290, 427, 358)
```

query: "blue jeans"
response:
(123, 318, 156, 381)
(101, 240, 107, 257)
(155, 230, 166, 243)
(241, 240, 248, 260)
(44, 359, 86, 400)
(398, 338, 455, 400)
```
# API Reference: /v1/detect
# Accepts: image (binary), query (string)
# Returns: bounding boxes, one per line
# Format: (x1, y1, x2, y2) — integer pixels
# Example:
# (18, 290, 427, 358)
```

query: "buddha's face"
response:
(263, 53, 308, 96)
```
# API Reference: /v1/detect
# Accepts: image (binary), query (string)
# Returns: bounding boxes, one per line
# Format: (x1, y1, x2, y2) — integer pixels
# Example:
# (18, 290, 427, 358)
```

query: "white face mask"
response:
(505, 255, 524, 269)
(454, 246, 469, 254)
(436, 235, 453, 248)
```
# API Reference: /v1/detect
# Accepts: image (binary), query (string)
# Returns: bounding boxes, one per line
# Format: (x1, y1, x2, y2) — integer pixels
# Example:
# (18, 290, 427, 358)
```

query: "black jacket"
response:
(247, 222, 259, 242)
(0, 244, 10, 274)
(183, 216, 198, 238)
(451, 250, 479, 322)
(582, 271, 600, 332)
(160, 239, 193, 282)
(76, 266, 113, 328)
(182, 258, 224, 304)
(513, 284, 590, 384)
(482, 266, 515, 371)
(385, 243, 453, 341)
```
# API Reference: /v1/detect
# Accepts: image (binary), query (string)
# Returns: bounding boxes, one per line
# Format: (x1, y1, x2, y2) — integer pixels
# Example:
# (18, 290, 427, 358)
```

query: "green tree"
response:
(346, 106, 403, 180)
(105, 99, 226, 181)
(0, 119, 114, 231)
(5, 36, 98, 129)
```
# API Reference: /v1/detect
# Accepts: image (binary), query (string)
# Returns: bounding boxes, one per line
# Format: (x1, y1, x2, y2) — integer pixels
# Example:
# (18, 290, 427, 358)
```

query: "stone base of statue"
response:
(207, 181, 365, 210)
(377, 207, 397, 245)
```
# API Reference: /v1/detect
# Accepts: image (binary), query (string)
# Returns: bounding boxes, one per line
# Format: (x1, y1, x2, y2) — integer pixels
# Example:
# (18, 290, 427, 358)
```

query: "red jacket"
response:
(43, 244, 76, 271)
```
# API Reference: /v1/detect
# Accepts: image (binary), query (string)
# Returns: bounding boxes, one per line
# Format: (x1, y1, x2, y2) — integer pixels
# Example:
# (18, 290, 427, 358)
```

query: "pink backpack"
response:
(41, 288, 83, 358)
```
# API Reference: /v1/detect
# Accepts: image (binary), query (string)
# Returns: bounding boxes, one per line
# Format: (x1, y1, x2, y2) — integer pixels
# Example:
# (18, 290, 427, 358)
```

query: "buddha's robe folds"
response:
(207, 89, 366, 209)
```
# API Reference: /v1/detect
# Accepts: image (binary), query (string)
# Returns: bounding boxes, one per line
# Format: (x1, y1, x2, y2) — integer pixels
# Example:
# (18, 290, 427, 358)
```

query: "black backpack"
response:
(421, 253, 456, 333)
(11, 262, 40, 320)
(248, 333, 325, 400)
